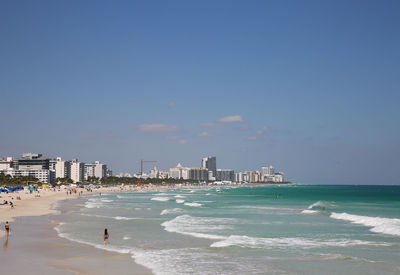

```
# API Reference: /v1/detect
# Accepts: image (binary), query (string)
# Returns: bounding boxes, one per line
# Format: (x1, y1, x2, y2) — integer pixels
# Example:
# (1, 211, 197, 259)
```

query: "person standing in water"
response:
(5, 221, 10, 236)
(104, 228, 109, 244)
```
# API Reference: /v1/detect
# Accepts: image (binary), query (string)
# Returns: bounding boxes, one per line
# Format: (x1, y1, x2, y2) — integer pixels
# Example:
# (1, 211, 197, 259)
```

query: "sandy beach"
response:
(0, 185, 155, 274)
(0, 186, 116, 237)
(0, 183, 218, 274)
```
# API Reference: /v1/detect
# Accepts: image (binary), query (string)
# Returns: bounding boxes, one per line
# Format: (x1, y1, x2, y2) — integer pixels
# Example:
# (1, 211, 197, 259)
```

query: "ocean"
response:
(53, 185, 400, 274)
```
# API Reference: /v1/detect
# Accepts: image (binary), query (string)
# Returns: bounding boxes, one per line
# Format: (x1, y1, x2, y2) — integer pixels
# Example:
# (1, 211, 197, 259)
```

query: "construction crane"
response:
(140, 159, 157, 176)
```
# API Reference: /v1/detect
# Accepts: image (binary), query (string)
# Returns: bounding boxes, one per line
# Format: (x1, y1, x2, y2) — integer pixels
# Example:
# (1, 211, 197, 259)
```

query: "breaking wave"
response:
(330, 212, 400, 236)
(210, 235, 390, 249)
(161, 215, 235, 240)
(184, 202, 203, 207)
(151, 197, 170, 202)
(160, 208, 184, 215)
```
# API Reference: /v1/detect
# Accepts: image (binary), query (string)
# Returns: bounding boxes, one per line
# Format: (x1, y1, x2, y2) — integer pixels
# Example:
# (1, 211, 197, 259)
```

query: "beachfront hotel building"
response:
(70, 159, 84, 183)
(0, 168, 51, 184)
(189, 168, 209, 181)
(0, 154, 52, 184)
(84, 163, 95, 180)
(0, 157, 13, 170)
(201, 156, 216, 178)
(216, 169, 235, 182)
(55, 157, 71, 179)
(1, 153, 111, 184)
(13, 153, 50, 170)
(169, 163, 190, 180)
(262, 165, 275, 177)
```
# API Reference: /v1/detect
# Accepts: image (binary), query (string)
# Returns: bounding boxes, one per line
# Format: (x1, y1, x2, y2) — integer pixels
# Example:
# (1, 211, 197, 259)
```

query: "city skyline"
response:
(1, 1, 399, 185)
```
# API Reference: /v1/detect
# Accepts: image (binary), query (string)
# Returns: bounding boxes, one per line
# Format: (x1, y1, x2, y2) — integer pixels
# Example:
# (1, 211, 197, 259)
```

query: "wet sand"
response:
(0, 208, 152, 274)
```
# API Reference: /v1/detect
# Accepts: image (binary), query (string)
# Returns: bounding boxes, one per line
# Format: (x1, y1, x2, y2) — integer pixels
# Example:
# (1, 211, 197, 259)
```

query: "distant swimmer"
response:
(104, 228, 109, 244)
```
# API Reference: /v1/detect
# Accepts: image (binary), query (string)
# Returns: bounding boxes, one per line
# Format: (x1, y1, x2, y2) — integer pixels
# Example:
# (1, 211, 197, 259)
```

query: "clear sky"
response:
(1, 0, 399, 184)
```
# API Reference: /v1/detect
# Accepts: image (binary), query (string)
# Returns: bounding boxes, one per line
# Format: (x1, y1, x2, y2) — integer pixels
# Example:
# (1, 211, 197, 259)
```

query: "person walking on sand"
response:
(5, 221, 10, 236)
(104, 228, 109, 245)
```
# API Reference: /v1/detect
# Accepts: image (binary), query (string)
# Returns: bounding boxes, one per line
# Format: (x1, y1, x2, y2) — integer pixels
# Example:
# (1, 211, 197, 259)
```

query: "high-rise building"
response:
(0, 169, 51, 184)
(14, 153, 50, 170)
(94, 161, 107, 179)
(274, 172, 284, 182)
(84, 161, 107, 180)
(201, 156, 216, 177)
(169, 163, 190, 180)
(216, 169, 235, 181)
(261, 166, 275, 176)
(55, 157, 71, 179)
(189, 168, 209, 181)
(0, 157, 13, 170)
(149, 166, 159, 179)
(70, 159, 84, 183)
(84, 163, 95, 180)
(169, 163, 183, 179)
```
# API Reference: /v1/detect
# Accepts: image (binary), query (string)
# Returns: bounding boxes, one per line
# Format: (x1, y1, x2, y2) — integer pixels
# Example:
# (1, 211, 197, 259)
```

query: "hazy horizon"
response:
(1, 0, 399, 185)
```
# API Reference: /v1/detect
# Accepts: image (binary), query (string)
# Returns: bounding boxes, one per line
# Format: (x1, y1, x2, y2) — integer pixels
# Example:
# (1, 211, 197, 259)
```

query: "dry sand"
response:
(0, 186, 128, 238)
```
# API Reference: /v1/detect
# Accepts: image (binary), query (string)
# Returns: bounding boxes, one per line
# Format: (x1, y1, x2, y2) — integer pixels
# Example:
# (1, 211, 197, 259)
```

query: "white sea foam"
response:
(210, 235, 390, 249)
(117, 195, 131, 199)
(161, 215, 236, 240)
(151, 197, 170, 202)
(114, 216, 139, 220)
(131, 247, 257, 275)
(184, 202, 203, 207)
(234, 205, 295, 211)
(160, 208, 184, 215)
(301, 210, 319, 214)
(101, 199, 113, 203)
(175, 199, 185, 204)
(330, 212, 400, 236)
(123, 236, 131, 240)
(174, 195, 185, 198)
(80, 213, 139, 220)
(308, 201, 336, 209)
(84, 199, 104, 209)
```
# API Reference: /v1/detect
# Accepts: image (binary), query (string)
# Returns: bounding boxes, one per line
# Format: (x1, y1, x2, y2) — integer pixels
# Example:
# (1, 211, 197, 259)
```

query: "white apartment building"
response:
(169, 163, 190, 180)
(84, 163, 95, 180)
(55, 157, 70, 179)
(70, 159, 84, 183)
(149, 166, 159, 179)
(84, 161, 107, 180)
(94, 161, 106, 179)
(274, 172, 284, 182)
(0, 168, 51, 184)
(0, 157, 13, 170)
(216, 169, 235, 181)
(262, 166, 275, 176)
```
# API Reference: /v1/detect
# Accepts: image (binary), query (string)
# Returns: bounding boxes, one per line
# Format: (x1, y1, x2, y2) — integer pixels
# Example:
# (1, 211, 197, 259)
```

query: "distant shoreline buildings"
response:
(0, 153, 111, 184)
(120, 156, 286, 184)
(1, 153, 286, 185)
(166, 156, 285, 184)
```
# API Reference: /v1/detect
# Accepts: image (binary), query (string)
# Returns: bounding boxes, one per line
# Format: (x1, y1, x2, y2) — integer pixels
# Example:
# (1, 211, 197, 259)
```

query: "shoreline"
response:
(0, 183, 288, 237)
(0, 187, 154, 274)
(0, 183, 236, 274)
(0, 183, 286, 274)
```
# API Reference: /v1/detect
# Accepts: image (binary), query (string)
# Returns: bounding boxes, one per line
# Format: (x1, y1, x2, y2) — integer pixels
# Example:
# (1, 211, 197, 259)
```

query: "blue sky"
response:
(1, 0, 399, 184)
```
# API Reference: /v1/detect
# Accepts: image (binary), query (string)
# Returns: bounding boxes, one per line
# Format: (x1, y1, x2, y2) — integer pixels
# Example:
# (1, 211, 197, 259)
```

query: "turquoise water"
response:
(54, 185, 400, 274)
